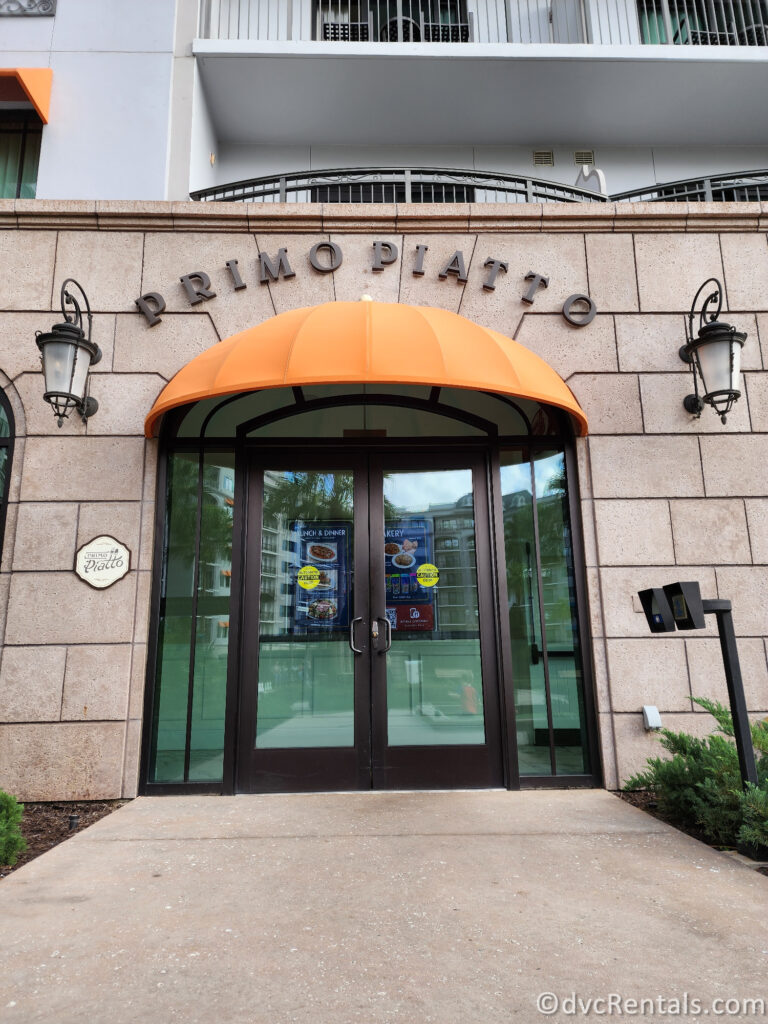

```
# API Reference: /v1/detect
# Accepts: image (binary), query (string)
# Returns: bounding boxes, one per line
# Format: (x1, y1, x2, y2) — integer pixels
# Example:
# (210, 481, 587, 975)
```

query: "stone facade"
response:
(1, 199, 767, 799)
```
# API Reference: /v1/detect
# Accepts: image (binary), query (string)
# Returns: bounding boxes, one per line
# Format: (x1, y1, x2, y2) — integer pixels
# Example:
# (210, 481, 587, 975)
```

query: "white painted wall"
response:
(212, 142, 768, 196)
(2, 0, 178, 200)
(0, 14, 55, 51)
(37, 51, 174, 200)
(651, 146, 768, 184)
(189, 63, 220, 193)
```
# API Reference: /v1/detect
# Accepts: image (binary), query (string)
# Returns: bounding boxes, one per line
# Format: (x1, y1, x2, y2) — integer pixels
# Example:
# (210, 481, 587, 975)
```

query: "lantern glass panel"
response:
(42, 339, 77, 396)
(697, 337, 739, 396)
(70, 344, 92, 403)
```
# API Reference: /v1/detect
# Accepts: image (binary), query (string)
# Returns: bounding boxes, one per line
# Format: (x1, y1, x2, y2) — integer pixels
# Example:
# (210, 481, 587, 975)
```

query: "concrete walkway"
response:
(1, 791, 767, 1024)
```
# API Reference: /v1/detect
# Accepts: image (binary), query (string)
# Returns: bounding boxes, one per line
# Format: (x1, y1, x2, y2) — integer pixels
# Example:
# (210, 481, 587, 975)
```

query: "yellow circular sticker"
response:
(297, 565, 321, 590)
(416, 563, 439, 588)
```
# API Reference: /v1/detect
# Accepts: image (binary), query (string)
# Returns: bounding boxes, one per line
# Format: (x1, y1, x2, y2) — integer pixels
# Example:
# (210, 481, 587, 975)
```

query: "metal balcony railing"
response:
(189, 167, 609, 204)
(612, 168, 768, 201)
(198, 0, 768, 46)
(189, 166, 768, 204)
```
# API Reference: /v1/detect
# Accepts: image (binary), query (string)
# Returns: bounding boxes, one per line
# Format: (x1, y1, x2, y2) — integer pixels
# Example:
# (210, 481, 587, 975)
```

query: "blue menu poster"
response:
(291, 521, 351, 632)
(384, 518, 435, 632)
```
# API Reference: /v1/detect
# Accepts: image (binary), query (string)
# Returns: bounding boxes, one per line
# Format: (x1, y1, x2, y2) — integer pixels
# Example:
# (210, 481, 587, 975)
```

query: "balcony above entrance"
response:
(144, 301, 588, 439)
(194, 2, 768, 149)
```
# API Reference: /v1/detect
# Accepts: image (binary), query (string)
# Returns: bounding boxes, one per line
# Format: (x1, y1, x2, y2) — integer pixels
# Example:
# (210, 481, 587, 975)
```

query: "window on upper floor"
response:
(0, 112, 42, 199)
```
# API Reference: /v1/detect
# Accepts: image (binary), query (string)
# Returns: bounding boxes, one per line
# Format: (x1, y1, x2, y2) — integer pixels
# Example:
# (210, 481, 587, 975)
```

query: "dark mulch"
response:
(617, 791, 768, 877)
(0, 800, 126, 879)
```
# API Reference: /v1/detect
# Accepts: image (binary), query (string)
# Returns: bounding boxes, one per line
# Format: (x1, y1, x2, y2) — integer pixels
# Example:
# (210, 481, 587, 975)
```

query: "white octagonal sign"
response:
(75, 535, 131, 589)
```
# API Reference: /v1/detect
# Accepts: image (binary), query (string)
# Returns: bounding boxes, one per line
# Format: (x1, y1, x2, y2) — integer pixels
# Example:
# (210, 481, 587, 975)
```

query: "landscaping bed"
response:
(0, 801, 125, 878)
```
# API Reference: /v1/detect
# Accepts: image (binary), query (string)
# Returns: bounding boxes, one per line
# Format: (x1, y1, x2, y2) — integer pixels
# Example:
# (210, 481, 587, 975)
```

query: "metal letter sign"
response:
(75, 535, 131, 590)
(135, 242, 598, 328)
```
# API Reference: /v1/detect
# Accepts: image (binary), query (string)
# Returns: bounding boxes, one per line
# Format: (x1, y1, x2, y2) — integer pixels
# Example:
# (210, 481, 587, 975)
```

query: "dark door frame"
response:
(234, 445, 505, 793)
(140, 425, 602, 795)
(367, 448, 504, 790)
(236, 448, 370, 793)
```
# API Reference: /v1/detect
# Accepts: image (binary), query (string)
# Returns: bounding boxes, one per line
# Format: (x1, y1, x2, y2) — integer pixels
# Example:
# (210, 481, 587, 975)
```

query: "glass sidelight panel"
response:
(150, 451, 235, 783)
(533, 450, 589, 775)
(501, 449, 590, 777)
(500, 451, 549, 775)
(254, 470, 356, 749)
(151, 452, 199, 782)
(382, 468, 485, 747)
(189, 453, 236, 780)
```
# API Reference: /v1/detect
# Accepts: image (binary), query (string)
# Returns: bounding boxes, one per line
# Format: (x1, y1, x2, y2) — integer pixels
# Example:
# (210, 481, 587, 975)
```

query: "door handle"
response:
(377, 615, 392, 652)
(349, 616, 364, 654)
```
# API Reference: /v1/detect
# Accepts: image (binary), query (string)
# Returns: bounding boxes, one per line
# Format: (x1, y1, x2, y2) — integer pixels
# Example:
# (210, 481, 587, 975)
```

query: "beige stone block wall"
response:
(0, 254, 161, 797)
(594, 500, 675, 566)
(0, 722, 126, 801)
(0, 205, 766, 798)
(580, 229, 768, 784)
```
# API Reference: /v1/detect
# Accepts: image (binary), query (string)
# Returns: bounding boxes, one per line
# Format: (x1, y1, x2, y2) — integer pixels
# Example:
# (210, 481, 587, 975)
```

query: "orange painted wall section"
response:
(144, 301, 588, 437)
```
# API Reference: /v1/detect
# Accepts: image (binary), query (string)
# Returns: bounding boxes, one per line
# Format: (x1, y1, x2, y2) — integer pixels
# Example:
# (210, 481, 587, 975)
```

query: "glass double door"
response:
(237, 449, 503, 792)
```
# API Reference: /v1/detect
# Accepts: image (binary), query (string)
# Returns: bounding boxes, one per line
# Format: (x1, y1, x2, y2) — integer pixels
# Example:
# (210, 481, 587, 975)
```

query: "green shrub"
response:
(0, 790, 26, 866)
(624, 698, 768, 849)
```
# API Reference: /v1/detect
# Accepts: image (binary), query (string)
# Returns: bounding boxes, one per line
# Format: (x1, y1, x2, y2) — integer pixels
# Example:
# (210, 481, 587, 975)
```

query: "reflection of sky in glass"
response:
(384, 469, 473, 514)
(533, 452, 564, 496)
(501, 452, 565, 499)
(500, 462, 530, 497)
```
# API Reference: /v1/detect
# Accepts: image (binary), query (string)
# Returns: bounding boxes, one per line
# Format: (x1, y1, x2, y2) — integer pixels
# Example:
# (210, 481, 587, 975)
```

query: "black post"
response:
(702, 599, 758, 789)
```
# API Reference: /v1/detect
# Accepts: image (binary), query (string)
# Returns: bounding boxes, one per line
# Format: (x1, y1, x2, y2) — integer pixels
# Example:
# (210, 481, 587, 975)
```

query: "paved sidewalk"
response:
(1, 790, 766, 1023)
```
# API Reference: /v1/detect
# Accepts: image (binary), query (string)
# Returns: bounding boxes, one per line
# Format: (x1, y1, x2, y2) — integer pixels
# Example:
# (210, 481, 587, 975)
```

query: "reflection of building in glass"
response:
(501, 457, 586, 776)
(425, 492, 477, 631)
(260, 471, 285, 633)
(199, 463, 236, 648)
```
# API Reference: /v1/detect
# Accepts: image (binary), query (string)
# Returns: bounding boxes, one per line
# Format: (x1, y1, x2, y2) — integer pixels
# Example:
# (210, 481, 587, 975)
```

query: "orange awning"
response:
(0, 68, 53, 124)
(144, 300, 587, 438)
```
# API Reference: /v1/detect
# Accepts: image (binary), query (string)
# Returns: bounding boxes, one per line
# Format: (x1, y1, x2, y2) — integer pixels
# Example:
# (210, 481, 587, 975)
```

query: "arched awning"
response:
(144, 301, 587, 438)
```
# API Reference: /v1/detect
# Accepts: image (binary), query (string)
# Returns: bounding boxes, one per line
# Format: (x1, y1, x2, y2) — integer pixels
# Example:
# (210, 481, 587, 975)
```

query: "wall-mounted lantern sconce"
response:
(680, 278, 746, 425)
(36, 279, 101, 428)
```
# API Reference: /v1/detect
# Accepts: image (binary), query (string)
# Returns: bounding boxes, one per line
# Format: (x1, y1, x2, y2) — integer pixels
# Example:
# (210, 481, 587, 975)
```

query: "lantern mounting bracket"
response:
(686, 277, 723, 346)
(59, 278, 98, 359)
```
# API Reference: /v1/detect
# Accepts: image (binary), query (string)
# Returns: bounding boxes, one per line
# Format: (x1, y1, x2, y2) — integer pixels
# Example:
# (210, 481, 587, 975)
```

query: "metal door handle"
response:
(349, 616, 364, 654)
(377, 615, 392, 652)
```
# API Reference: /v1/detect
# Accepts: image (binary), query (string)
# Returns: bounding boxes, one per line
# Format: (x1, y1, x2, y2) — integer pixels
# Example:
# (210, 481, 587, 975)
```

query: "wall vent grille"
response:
(574, 150, 595, 165)
(533, 150, 554, 167)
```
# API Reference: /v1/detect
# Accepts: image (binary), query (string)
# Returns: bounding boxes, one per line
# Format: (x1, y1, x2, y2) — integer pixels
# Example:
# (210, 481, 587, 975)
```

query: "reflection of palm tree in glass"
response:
(167, 456, 234, 577)
(536, 458, 575, 648)
(264, 471, 354, 522)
